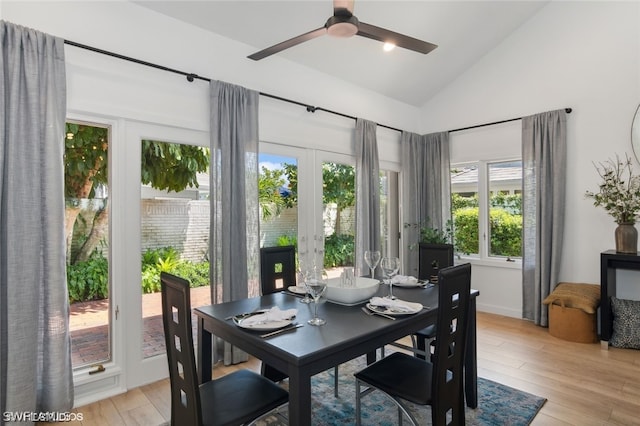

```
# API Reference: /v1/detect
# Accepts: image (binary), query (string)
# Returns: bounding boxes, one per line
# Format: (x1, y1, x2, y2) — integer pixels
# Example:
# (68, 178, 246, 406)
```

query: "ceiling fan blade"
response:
(248, 27, 327, 61)
(357, 21, 437, 55)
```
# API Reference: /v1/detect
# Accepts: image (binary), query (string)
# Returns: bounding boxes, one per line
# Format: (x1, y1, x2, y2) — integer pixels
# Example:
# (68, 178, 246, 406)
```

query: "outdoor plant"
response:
(276, 234, 297, 247)
(585, 154, 640, 224)
(67, 249, 109, 303)
(452, 207, 522, 257)
(141, 246, 210, 293)
(171, 261, 210, 288)
(453, 208, 479, 255)
(324, 233, 354, 268)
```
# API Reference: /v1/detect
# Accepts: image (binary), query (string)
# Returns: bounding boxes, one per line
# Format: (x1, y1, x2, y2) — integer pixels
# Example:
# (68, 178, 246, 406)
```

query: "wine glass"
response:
(305, 270, 328, 326)
(297, 269, 313, 304)
(364, 250, 381, 279)
(380, 256, 400, 299)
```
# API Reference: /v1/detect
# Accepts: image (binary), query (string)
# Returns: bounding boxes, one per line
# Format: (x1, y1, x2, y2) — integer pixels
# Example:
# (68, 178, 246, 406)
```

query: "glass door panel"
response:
(258, 145, 399, 281)
(380, 169, 400, 259)
(320, 158, 355, 278)
(65, 121, 111, 369)
(124, 121, 209, 388)
(140, 139, 211, 359)
(258, 153, 298, 251)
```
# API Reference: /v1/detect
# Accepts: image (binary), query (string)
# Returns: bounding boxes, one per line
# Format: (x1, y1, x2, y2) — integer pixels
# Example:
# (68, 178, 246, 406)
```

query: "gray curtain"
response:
(522, 109, 567, 325)
(401, 131, 451, 276)
(210, 80, 259, 364)
(355, 118, 381, 274)
(0, 21, 73, 418)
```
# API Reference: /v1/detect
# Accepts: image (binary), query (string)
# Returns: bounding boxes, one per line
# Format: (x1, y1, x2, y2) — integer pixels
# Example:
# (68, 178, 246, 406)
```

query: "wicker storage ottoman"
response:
(543, 282, 600, 343)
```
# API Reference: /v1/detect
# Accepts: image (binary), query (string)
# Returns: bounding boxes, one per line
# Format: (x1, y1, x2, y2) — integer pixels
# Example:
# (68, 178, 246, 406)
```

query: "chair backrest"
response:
(418, 243, 454, 280)
(160, 272, 202, 426)
(260, 245, 296, 295)
(431, 263, 472, 425)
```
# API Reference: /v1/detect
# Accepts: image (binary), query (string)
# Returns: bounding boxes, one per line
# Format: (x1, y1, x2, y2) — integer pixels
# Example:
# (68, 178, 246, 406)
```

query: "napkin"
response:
(391, 275, 419, 286)
(369, 297, 422, 313)
(240, 306, 298, 326)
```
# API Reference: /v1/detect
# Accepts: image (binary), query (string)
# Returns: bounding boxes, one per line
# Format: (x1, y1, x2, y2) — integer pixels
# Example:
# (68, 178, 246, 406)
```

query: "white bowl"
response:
(325, 277, 380, 305)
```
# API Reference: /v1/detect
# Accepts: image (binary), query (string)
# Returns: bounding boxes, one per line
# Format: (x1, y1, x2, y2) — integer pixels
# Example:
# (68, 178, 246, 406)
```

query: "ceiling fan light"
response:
(383, 42, 395, 52)
(327, 21, 358, 38)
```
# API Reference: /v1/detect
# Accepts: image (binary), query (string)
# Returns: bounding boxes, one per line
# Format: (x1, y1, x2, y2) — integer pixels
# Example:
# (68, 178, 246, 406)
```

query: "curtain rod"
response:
(63, 40, 571, 136)
(449, 108, 572, 133)
(62, 39, 402, 133)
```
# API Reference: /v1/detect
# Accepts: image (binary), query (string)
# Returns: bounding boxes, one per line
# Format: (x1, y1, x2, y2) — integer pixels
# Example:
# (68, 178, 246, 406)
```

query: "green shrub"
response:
(141, 247, 210, 293)
(453, 207, 522, 257)
(453, 208, 479, 255)
(171, 261, 210, 288)
(67, 250, 109, 303)
(276, 234, 297, 247)
(489, 209, 522, 257)
(142, 246, 179, 269)
(141, 265, 162, 294)
(324, 233, 354, 267)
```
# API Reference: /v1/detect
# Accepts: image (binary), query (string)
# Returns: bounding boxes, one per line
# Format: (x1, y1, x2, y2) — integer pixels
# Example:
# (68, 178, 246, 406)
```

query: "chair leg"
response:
(398, 407, 403, 425)
(334, 366, 339, 397)
(355, 379, 362, 426)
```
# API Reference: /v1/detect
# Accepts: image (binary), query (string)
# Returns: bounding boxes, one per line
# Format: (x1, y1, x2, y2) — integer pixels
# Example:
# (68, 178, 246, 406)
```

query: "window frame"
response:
(451, 158, 522, 269)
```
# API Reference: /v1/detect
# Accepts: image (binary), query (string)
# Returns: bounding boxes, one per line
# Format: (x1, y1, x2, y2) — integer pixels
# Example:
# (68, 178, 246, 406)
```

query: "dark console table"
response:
(600, 250, 640, 342)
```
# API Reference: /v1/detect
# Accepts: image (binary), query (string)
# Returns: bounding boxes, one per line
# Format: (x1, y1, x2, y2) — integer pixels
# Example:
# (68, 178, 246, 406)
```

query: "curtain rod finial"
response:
(565, 108, 572, 113)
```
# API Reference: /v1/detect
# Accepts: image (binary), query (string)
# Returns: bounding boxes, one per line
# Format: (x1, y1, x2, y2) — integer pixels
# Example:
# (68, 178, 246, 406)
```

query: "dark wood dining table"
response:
(194, 284, 479, 426)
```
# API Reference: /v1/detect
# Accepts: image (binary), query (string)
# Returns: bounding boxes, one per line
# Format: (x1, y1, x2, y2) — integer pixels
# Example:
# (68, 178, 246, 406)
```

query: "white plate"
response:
(234, 315, 293, 331)
(327, 298, 366, 307)
(287, 286, 307, 295)
(366, 302, 423, 316)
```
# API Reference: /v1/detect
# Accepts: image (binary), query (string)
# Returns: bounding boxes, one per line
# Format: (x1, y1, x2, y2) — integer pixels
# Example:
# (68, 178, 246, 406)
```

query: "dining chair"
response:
(413, 244, 455, 360)
(354, 263, 472, 426)
(258, 246, 341, 397)
(259, 245, 297, 383)
(260, 245, 297, 295)
(160, 272, 289, 426)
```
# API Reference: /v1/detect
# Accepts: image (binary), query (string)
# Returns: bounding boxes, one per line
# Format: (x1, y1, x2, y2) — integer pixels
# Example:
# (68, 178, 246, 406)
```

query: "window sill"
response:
(455, 255, 522, 270)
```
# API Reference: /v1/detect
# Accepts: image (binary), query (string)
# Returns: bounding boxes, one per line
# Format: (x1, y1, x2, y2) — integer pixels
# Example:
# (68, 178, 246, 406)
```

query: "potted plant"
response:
(405, 219, 455, 280)
(585, 154, 640, 253)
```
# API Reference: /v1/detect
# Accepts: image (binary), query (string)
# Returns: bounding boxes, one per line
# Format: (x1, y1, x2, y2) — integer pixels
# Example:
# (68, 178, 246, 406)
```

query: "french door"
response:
(123, 121, 210, 388)
(259, 142, 356, 274)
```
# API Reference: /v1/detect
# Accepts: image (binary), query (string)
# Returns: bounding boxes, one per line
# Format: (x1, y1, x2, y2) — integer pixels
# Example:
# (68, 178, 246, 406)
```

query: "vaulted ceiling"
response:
(135, 1, 549, 107)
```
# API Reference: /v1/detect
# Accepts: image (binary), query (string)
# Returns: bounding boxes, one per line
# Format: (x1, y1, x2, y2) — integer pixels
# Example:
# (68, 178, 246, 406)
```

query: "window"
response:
(65, 121, 111, 369)
(451, 160, 522, 261)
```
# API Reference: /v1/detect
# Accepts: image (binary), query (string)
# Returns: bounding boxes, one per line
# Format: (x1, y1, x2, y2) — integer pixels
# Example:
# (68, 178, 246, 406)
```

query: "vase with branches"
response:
(585, 154, 640, 253)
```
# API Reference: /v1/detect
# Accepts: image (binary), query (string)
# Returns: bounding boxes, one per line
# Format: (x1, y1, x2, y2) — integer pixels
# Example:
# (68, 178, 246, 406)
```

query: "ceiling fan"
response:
(248, 0, 437, 61)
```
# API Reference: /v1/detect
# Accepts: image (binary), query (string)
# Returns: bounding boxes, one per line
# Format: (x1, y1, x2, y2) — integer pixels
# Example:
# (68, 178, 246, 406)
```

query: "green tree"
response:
(65, 124, 210, 262)
(322, 163, 355, 234)
(140, 140, 209, 192)
(258, 166, 287, 220)
(64, 124, 109, 262)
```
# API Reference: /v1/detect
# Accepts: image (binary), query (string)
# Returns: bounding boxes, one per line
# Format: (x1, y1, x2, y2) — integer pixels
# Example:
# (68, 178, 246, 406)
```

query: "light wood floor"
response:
(68, 312, 640, 425)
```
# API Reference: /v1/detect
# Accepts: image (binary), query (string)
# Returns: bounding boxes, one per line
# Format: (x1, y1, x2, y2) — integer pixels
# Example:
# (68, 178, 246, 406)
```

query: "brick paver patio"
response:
(69, 270, 341, 367)
(69, 286, 212, 366)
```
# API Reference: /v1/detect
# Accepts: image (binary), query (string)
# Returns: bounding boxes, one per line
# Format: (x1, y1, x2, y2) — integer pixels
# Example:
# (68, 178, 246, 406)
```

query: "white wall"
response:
(420, 1, 640, 315)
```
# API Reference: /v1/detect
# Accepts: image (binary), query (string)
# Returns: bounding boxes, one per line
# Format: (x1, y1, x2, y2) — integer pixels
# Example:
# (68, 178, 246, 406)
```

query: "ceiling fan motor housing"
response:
(325, 15, 359, 38)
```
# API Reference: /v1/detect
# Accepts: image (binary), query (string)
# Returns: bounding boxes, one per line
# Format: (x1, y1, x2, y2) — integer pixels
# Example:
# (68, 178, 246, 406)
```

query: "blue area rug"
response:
(255, 356, 546, 425)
